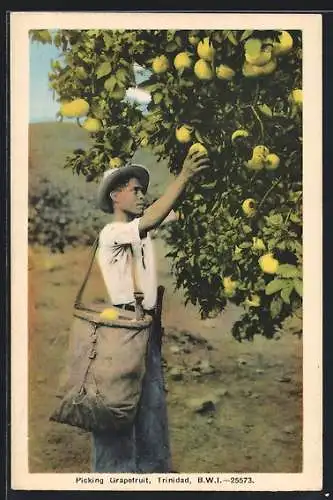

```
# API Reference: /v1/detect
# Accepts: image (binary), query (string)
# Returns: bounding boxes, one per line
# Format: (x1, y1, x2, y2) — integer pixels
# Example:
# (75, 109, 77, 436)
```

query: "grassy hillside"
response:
(29, 121, 173, 203)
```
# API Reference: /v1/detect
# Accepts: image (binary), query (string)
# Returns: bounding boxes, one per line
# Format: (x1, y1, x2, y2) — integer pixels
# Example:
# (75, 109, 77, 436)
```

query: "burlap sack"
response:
(50, 302, 152, 432)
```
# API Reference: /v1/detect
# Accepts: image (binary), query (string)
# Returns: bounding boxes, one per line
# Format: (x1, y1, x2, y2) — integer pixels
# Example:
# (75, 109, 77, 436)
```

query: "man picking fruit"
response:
(93, 146, 210, 473)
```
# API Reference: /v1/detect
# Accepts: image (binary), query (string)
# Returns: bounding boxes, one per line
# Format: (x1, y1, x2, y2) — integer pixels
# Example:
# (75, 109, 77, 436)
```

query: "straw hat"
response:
(97, 164, 150, 213)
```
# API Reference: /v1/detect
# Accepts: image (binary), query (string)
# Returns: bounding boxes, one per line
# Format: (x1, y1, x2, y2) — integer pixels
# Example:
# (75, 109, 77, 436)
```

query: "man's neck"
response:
(112, 210, 135, 223)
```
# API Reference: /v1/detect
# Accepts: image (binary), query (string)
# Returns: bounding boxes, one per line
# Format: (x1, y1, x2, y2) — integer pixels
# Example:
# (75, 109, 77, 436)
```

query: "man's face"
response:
(111, 177, 146, 216)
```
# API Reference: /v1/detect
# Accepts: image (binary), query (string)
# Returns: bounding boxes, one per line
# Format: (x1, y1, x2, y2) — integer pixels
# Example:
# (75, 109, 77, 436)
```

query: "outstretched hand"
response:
(138, 146, 211, 235)
(181, 149, 211, 181)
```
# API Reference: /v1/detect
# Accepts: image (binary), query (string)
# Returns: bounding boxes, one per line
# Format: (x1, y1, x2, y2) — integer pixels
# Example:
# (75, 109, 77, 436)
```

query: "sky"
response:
(29, 37, 151, 123)
(29, 40, 62, 122)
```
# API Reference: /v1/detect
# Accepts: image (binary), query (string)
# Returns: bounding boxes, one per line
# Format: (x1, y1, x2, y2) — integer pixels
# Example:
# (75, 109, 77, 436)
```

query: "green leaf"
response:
(97, 61, 112, 79)
(267, 239, 278, 251)
(109, 84, 126, 100)
(104, 75, 117, 92)
(103, 32, 113, 48)
(119, 58, 132, 69)
(280, 284, 293, 304)
(239, 242, 252, 249)
(243, 225, 252, 234)
(53, 32, 62, 48)
(290, 212, 301, 224)
(201, 181, 217, 190)
(194, 130, 204, 143)
(87, 29, 100, 37)
(270, 296, 283, 318)
(116, 68, 128, 84)
(227, 31, 239, 46)
(153, 92, 164, 104)
(276, 241, 287, 251)
(265, 278, 286, 295)
(167, 30, 176, 42)
(31, 29, 53, 44)
(277, 264, 300, 278)
(240, 30, 254, 42)
(90, 103, 104, 120)
(140, 82, 161, 93)
(175, 35, 182, 47)
(121, 137, 134, 153)
(268, 214, 283, 226)
(258, 104, 273, 118)
(244, 38, 261, 56)
(289, 190, 302, 202)
(293, 279, 303, 297)
(41, 30, 53, 43)
(165, 42, 178, 52)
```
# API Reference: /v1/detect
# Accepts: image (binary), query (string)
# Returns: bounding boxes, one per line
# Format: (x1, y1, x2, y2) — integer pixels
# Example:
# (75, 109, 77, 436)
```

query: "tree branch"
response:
(250, 105, 265, 141)
(258, 176, 282, 210)
(284, 192, 303, 226)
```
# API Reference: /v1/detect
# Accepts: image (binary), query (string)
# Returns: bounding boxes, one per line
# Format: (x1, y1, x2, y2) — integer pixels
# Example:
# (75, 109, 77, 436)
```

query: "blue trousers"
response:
(91, 325, 172, 473)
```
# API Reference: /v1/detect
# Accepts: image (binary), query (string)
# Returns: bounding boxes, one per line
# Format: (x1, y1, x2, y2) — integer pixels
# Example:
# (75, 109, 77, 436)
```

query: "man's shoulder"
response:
(99, 218, 149, 245)
(100, 218, 140, 233)
(99, 222, 124, 239)
(99, 222, 114, 237)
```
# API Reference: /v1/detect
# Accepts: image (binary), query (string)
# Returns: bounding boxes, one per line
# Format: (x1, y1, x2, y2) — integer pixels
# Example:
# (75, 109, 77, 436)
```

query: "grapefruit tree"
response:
(30, 29, 303, 340)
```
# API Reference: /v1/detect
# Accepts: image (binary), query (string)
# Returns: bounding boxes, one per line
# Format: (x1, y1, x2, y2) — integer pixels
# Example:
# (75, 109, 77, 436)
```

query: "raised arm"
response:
(138, 149, 210, 237)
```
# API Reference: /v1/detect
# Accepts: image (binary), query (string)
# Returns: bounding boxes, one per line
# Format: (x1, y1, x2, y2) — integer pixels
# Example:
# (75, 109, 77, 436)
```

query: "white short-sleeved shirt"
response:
(97, 218, 157, 310)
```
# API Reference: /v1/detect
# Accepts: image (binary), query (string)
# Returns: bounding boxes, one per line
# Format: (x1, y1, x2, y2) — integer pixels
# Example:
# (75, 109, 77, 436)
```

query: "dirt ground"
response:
(28, 237, 302, 474)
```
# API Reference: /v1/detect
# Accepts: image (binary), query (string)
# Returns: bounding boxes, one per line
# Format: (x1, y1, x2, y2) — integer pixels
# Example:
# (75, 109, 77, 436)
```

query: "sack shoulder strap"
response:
(74, 237, 99, 308)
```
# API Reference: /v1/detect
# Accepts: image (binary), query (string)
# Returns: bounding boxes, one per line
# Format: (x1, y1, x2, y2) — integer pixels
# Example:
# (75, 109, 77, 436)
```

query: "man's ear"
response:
(110, 191, 117, 204)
